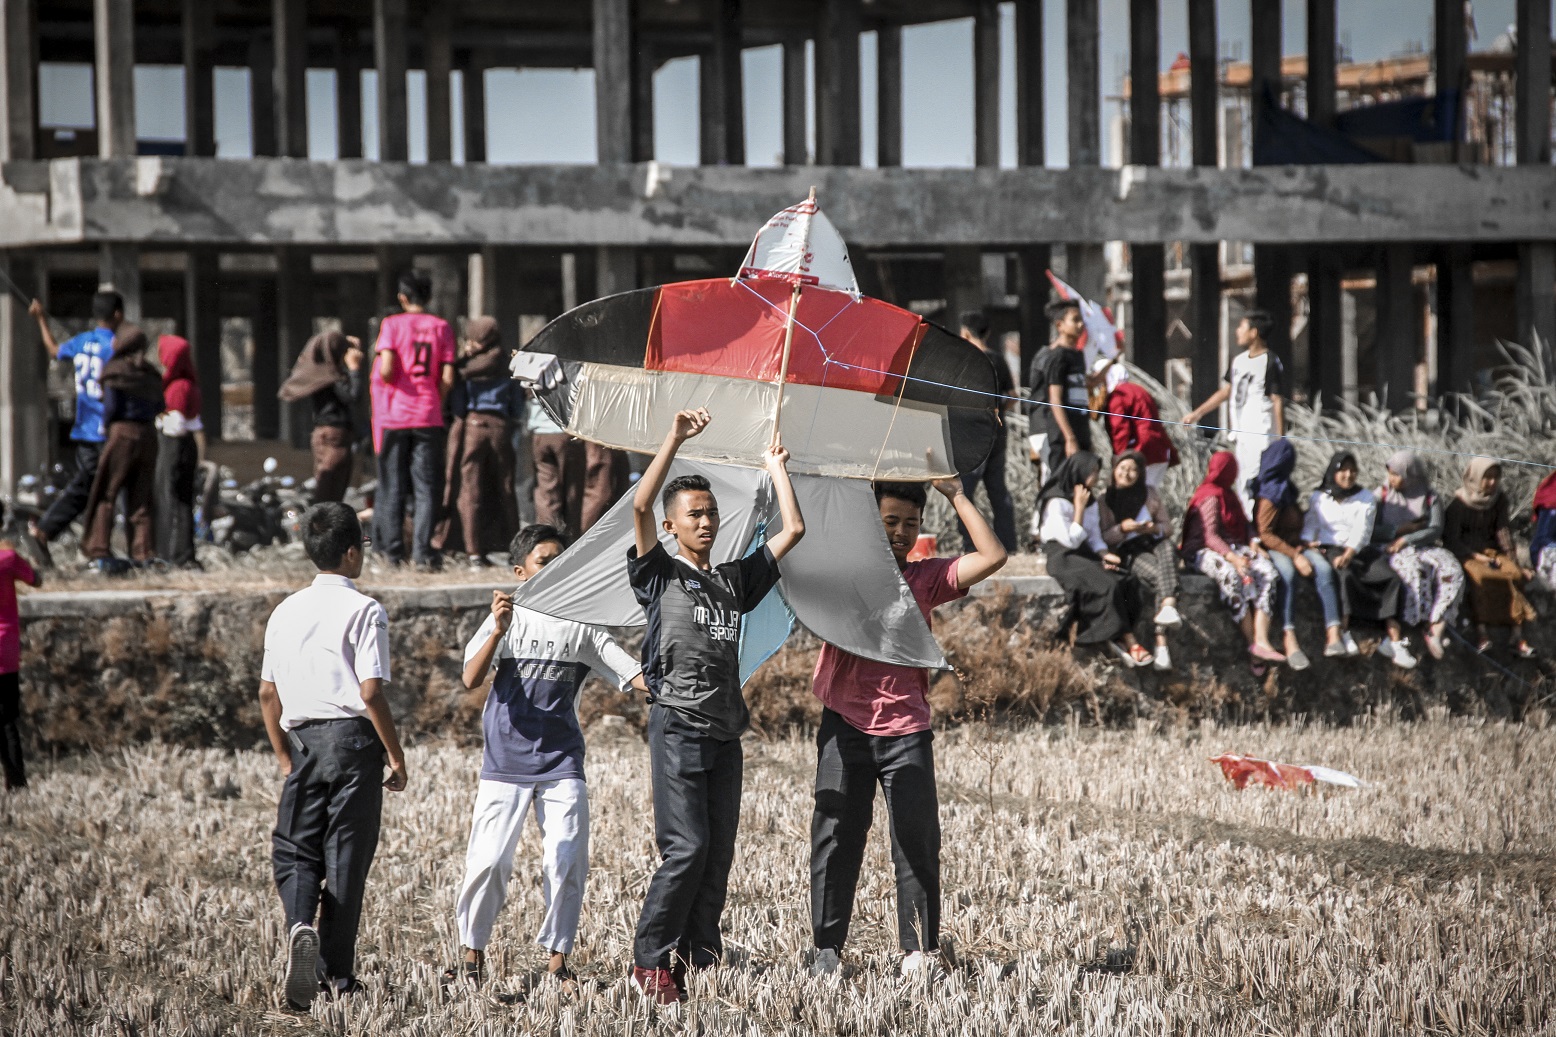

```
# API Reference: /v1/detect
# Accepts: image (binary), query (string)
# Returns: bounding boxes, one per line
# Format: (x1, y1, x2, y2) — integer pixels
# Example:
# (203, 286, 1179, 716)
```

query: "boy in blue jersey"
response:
(28, 292, 123, 555)
(454, 524, 647, 990)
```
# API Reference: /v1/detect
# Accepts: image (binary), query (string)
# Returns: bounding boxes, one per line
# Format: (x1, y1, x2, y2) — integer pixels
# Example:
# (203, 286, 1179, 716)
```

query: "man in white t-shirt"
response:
(1183, 309, 1287, 513)
(258, 502, 407, 1011)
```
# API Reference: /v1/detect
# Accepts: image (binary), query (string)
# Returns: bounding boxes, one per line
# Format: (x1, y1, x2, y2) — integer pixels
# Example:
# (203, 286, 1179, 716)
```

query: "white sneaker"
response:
(1342, 631, 1360, 656)
(1153, 645, 1172, 671)
(1153, 604, 1183, 628)
(900, 951, 944, 981)
(810, 948, 842, 977)
(1380, 638, 1418, 669)
(284, 922, 320, 1011)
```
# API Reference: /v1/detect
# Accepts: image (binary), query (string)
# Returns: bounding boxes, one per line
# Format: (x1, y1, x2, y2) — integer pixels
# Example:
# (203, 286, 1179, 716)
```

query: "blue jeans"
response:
(1267, 549, 1343, 631)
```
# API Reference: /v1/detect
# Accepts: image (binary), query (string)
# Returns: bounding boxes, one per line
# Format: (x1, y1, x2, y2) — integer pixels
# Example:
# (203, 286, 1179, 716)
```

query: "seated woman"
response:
(1178, 451, 1285, 669)
(1372, 451, 1464, 660)
(1301, 451, 1416, 669)
(1444, 458, 1538, 657)
(1037, 452, 1152, 667)
(1531, 470, 1556, 591)
(1250, 438, 1338, 671)
(1096, 450, 1181, 672)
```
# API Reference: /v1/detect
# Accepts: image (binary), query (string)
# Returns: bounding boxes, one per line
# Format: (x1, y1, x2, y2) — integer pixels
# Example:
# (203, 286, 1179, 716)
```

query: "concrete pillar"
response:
(374, 0, 408, 161)
(943, 247, 984, 335)
(876, 25, 902, 168)
(1126, 0, 1164, 381)
(480, 247, 522, 343)
(782, 38, 807, 165)
(1187, 0, 1218, 405)
(337, 35, 363, 159)
(0, 254, 49, 492)
(273, 0, 307, 157)
(425, 6, 453, 163)
(1, 0, 38, 161)
(596, 247, 637, 298)
(1308, 248, 1344, 404)
(816, 0, 861, 166)
(1517, 244, 1556, 351)
(1189, 245, 1220, 408)
(276, 247, 313, 446)
(94, 0, 136, 157)
(425, 253, 462, 324)
(1066, 0, 1099, 167)
(251, 276, 279, 440)
(1253, 247, 1292, 370)
(973, 0, 999, 168)
(1432, 0, 1466, 142)
(1249, 0, 1280, 162)
(181, 0, 216, 156)
(1307, 0, 1336, 129)
(1188, 0, 1216, 167)
(1374, 245, 1415, 410)
(561, 252, 579, 313)
(1016, 247, 1052, 386)
(700, 0, 743, 166)
(1435, 244, 1474, 396)
(1130, 247, 1166, 383)
(185, 247, 223, 438)
(376, 245, 412, 314)
(249, 36, 276, 157)
(632, 37, 655, 162)
(594, 0, 639, 164)
(1014, 0, 1043, 168)
(461, 52, 486, 163)
(99, 244, 141, 323)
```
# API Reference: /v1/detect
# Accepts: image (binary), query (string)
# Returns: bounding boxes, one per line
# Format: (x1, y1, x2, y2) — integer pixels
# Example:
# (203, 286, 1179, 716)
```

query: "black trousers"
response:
(376, 426, 445, 565)
(154, 433, 198, 566)
(0, 672, 24, 789)
(811, 708, 940, 954)
(271, 718, 384, 987)
(958, 428, 1018, 554)
(633, 705, 743, 970)
(38, 440, 102, 540)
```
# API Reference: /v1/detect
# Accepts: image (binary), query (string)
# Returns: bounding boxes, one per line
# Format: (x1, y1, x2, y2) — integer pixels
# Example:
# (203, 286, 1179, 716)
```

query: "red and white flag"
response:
(739, 198, 859, 296)
(1047, 270, 1123, 371)
(1210, 753, 1364, 791)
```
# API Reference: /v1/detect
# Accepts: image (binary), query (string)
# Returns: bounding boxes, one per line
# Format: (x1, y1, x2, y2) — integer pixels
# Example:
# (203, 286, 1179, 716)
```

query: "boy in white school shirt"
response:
(453, 524, 646, 990)
(258, 502, 408, 1012)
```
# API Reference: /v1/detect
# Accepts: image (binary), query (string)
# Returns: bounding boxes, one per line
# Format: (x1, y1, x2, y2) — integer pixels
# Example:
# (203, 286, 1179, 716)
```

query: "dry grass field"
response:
(4, 712, 1555, 1036)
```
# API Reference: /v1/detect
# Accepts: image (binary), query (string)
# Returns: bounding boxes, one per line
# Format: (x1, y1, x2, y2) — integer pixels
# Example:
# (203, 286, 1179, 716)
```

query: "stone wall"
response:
(17, 575, 1555, 754)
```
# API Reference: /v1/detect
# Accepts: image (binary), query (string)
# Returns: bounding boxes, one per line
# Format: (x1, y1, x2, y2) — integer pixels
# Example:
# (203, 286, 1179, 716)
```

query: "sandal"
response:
(1475, 638, 1493, 654)
(1516, 641, 1537, 659)
(1127, 644, 1153, 667)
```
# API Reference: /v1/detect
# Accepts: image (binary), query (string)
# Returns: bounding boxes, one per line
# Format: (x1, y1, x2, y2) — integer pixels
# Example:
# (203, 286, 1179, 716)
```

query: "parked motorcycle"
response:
(205, 457, 307, 554)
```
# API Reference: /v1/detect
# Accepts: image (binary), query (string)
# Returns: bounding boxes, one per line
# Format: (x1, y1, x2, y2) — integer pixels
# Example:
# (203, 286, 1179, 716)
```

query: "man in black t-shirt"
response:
(626, 408, 807, 1005)
(1027, 298, 1099, 480)
(950, 311, 1017, 553)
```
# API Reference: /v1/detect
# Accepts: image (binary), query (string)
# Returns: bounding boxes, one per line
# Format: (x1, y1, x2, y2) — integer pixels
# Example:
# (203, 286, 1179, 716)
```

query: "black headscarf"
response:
(1038, 451, 1102, 510)
(1319, 450, 1363, 500)
(1103, 450, 1150, 521)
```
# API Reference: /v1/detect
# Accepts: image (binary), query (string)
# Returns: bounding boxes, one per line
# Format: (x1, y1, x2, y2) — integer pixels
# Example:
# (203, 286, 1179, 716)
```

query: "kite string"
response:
(868, 329, 923, 484)
(729, 278, 1556, 473)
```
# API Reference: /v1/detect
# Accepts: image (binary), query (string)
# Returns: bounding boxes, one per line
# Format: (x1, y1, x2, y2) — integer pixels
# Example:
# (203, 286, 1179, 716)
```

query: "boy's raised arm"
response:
(761, 442, 805, 561)
(632, 408, 709, 556)
(933, 478, 1007, 589)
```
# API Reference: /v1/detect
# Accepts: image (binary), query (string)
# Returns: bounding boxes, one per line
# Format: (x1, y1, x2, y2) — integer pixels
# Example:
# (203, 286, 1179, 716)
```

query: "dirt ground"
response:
(3, 714, 1553, 1036)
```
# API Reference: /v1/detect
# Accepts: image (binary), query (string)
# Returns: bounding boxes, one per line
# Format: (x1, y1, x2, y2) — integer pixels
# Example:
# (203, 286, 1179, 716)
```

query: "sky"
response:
(37, 0, 1527, 169)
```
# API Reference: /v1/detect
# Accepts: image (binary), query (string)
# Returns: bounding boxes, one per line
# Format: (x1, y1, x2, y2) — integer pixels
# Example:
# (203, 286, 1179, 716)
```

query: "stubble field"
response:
(3, 713, 1554, 1036)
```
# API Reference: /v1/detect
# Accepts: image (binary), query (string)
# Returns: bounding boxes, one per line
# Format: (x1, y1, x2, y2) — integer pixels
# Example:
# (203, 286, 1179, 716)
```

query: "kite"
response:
(516, 192, 1002, 482)
(1210, 754, 1364, 791)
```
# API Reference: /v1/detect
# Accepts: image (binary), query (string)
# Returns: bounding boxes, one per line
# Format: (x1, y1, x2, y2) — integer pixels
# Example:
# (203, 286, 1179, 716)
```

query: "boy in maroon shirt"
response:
(808, 479, 1006, 978)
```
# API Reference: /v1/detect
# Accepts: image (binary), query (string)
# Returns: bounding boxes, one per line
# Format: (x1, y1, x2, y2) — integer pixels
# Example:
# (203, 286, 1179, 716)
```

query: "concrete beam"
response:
(375, 0, 409, 162)
(1066, 0, 1099, 168)
(876, 25, 902, 169)
(973, 0, 999, 168)
(8, 160, 1556, 249)
(2, 0, 38, 162)
(94, 0, 136, 158)
(816, 0, 860, 166)
(1013, 0, 1043, 167)
(273, 0, 307, 158)
(182, 0, 216, 157)
(781, 38, 807, 166)
(425, 6, 453, 164)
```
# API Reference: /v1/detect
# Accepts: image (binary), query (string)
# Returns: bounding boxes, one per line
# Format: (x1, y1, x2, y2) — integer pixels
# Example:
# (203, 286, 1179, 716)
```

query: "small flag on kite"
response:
(1210, 753, 1365, 791)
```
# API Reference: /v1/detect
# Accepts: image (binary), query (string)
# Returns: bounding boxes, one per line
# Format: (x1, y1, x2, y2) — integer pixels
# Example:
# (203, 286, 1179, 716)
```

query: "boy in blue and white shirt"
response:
(454, 524, 645, 988)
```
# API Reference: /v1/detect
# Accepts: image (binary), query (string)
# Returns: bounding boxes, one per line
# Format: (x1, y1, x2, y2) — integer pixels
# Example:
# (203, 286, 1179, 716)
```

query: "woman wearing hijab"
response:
(1301, 451, 1416, 668)
(152, 335, 204, 567)
(1251, 438, 1331, 670)
(1444, 458, 1537, 656)
(1096, 450, 1180, 671)
(433, 317, 521, 567)
(1531, 470, 1556, 590)
(82, 325, 163, 569)
(1371, 451, 1464, 659)
(1037, 451, 1152, 666)
(1178, 450, 1285, 669)
(278, 330, 365, 503)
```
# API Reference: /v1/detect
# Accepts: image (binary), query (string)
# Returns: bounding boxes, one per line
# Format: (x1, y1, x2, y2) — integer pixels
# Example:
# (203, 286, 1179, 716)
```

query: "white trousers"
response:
(455, 777, 590, 954)
(1232, 433, 1273, 516)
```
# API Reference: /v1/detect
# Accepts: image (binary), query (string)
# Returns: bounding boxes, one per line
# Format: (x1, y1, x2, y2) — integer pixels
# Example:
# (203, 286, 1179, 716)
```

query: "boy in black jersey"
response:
(627, 408, 806, 1005)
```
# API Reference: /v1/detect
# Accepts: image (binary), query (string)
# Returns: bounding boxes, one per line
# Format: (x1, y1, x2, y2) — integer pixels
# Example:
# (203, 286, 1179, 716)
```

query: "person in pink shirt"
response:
(370, 271, 456, 568)
(0, 508, 42, 790)
(807, 479, 1006, 979)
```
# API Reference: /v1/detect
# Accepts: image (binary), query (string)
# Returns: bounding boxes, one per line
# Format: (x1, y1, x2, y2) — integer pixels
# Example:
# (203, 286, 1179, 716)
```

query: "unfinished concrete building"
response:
(0, 0, 1554, 490)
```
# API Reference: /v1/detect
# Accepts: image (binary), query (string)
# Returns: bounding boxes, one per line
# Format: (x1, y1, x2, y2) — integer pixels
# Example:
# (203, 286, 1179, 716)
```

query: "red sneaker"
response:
(631, 966, 683, 1006)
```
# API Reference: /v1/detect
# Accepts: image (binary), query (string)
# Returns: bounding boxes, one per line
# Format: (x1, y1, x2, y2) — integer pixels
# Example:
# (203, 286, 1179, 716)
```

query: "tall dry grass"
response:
(4, 715, 1554, 1035)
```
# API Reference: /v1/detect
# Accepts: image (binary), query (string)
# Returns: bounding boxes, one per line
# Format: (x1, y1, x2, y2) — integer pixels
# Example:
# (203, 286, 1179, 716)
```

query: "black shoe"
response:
(283, 923, 320, 1010)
